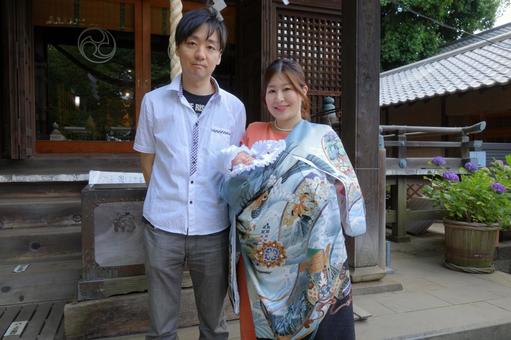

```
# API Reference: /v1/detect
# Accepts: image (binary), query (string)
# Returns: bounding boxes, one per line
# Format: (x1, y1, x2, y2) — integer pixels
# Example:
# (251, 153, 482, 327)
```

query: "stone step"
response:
(0, 225, 81, 261)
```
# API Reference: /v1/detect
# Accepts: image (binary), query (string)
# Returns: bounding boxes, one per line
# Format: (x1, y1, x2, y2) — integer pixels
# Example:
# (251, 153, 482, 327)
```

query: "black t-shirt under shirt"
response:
(183, 89, 213, 115)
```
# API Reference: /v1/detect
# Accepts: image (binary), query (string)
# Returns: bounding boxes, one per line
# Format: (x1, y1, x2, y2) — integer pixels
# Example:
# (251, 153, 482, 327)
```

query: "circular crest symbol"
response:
(78, 27, 117, 64)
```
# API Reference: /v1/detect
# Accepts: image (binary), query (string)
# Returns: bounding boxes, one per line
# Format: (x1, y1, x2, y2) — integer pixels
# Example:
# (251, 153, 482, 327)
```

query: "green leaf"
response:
(381, 0, 506, 70)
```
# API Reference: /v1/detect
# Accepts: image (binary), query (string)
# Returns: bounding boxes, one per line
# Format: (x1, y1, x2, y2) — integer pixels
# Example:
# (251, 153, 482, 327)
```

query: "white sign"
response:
(13, 264, 30, 273)
(4, 321, 28, 336)
(88, 170, 145, 185)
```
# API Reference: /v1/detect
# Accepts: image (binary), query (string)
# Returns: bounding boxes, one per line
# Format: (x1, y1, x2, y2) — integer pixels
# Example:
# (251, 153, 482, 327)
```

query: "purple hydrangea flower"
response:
(442, 171, 459, 182)
(491, 182, 506, 194)
(432, 156, 446, 166)
(464, 162, 477, 172)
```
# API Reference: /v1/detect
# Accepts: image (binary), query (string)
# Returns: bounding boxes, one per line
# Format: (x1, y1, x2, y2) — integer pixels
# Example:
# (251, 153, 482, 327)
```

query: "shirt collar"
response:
(168, 74, 222, 99)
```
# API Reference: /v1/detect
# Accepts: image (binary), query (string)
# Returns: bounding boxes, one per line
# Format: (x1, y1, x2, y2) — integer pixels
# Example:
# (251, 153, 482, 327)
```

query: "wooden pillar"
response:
(341, 0, 385, 281)
(0, 2, 4, 158)
(237, 0, 273, 123)
(1, 0, 35, 159)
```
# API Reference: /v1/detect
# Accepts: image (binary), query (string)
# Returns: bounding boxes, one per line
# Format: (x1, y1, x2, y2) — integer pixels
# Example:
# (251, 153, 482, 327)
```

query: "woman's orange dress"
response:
(238, 122, 289, 340)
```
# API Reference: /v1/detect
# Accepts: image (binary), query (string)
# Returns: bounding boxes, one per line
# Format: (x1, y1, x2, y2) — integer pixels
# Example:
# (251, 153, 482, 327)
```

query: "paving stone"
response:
(419, 270, 491, 288)
(373, 291, 450, 313)
(355, 302, 511, 340)
(352, 295, 396, 318)
(486, 297, 511, 313)
(428, 285, 502, 305)
(478, 270, 511, 288)
(397, 276, 447, 292)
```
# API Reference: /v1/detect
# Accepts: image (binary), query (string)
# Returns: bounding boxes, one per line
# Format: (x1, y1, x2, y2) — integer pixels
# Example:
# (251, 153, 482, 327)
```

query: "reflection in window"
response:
(34, 0, 135, 142)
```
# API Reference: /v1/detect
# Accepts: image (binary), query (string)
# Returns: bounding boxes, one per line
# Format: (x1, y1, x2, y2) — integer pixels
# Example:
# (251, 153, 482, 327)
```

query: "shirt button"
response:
(190, 180, 194, 184)
(189, 201, 193, 204)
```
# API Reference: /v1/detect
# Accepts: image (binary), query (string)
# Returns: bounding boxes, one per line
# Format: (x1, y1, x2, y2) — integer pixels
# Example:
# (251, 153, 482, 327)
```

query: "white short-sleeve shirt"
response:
(134, 75, 246, 235)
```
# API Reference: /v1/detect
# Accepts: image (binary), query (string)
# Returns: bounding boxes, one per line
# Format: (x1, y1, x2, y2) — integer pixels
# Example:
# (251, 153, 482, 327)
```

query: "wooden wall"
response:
(1, 0, 36, 159)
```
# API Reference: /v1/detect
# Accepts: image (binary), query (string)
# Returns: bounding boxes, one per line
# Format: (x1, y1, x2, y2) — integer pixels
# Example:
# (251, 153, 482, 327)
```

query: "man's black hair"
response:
(175, 7, 227, 52)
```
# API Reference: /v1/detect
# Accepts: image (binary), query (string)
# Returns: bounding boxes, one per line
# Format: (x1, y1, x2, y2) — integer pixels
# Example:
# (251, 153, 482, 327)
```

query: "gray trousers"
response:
(143, 225, 229, 340)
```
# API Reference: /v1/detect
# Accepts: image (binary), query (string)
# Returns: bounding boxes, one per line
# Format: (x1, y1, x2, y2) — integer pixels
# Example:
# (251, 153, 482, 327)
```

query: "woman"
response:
(221, 58, 366, 339)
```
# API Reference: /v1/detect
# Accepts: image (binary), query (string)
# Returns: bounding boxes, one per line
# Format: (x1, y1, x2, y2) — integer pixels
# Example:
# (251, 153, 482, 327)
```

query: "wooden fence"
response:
(381, 122, 486, 242)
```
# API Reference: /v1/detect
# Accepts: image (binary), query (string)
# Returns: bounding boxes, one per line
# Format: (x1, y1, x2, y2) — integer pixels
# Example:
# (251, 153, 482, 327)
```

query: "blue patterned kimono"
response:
(221, 120, 366, 339)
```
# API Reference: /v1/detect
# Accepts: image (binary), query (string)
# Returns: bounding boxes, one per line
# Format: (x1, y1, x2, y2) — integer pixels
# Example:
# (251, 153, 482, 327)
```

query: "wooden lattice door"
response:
(275, 7, 342, 117)
(237, 0, 342, 123)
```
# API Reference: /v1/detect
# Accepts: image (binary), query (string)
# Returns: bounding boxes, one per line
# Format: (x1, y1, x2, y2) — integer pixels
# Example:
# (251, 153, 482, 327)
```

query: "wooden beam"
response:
(35, 141, 136, 153)
(77, 271, 193, 301)
(0, 225, 81, 261)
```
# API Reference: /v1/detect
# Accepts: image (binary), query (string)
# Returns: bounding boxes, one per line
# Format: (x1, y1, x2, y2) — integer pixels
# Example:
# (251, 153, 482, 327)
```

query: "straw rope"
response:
(443, 261, 495, 274)
(168, 0, 183, 80)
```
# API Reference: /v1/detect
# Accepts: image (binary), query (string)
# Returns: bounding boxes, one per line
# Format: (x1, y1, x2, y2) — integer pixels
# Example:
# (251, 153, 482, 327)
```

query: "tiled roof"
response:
(380, 23, 511, 107)
(439, 22, 511, 53)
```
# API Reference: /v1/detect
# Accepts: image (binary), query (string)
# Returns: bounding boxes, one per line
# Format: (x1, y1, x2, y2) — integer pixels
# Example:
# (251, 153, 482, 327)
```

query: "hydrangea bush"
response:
(422, 155, 511, 229)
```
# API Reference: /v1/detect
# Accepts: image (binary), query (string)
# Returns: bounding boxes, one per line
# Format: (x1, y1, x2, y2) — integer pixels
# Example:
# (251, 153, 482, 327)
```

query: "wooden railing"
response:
(380, 122, 486, 242)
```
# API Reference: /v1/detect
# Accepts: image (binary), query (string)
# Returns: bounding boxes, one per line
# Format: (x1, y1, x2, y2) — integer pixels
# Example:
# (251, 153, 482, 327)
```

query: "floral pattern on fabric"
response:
(255, 240, 287, 268)
(221, 121, 366, 339)
(322, 131, 355, 175)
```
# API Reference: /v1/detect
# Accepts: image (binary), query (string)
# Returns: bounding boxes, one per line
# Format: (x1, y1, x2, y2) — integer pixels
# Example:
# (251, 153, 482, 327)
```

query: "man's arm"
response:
(140, 152, 155, 184)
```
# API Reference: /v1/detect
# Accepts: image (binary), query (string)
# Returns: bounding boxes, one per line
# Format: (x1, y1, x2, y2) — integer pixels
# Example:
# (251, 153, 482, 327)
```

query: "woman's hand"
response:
(231, 152, 254, 167)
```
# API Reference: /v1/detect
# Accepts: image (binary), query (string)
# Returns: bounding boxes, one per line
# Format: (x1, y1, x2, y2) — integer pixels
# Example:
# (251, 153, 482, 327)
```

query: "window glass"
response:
(34, 0, 135, 142)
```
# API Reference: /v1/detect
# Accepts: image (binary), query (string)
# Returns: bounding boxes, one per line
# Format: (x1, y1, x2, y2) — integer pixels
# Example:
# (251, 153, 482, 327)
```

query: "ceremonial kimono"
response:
(221, 120, 366, 339)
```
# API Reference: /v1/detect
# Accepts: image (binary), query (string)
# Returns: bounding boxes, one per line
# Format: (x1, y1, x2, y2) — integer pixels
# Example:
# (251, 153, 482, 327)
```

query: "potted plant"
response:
(422, 155, 511, 273)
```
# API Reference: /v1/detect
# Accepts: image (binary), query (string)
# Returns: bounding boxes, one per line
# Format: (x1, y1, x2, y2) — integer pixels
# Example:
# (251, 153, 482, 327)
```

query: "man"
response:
(134, 7, 246, 340)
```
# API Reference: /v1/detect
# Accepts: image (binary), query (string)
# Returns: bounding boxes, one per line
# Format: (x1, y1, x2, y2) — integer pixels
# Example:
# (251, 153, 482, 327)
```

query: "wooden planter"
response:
(444, 220, 499, 273)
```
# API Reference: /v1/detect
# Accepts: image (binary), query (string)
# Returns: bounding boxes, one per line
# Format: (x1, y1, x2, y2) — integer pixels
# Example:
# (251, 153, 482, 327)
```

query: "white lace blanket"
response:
(217, 140, 286, 176)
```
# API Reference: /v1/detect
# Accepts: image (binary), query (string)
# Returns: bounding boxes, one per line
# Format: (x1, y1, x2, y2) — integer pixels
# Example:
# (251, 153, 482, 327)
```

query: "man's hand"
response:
(231, 152, 254, 168)
(140, 153, 155, 184)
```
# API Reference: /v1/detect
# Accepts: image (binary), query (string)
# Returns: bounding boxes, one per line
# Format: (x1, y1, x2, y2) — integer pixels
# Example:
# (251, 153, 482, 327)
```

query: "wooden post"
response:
(389, 131, 411, 242)
(378, 135, 387, 269)
(341, 0, 385, 282)
(389, 176, 411, 242)
(460, 134, 470, 161)
(398, 132, 407, 169)
(1, 0, 35, 159)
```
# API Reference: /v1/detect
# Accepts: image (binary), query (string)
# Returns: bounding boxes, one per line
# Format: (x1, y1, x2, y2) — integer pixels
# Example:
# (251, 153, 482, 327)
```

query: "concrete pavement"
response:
(355, 224, 511, 340)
